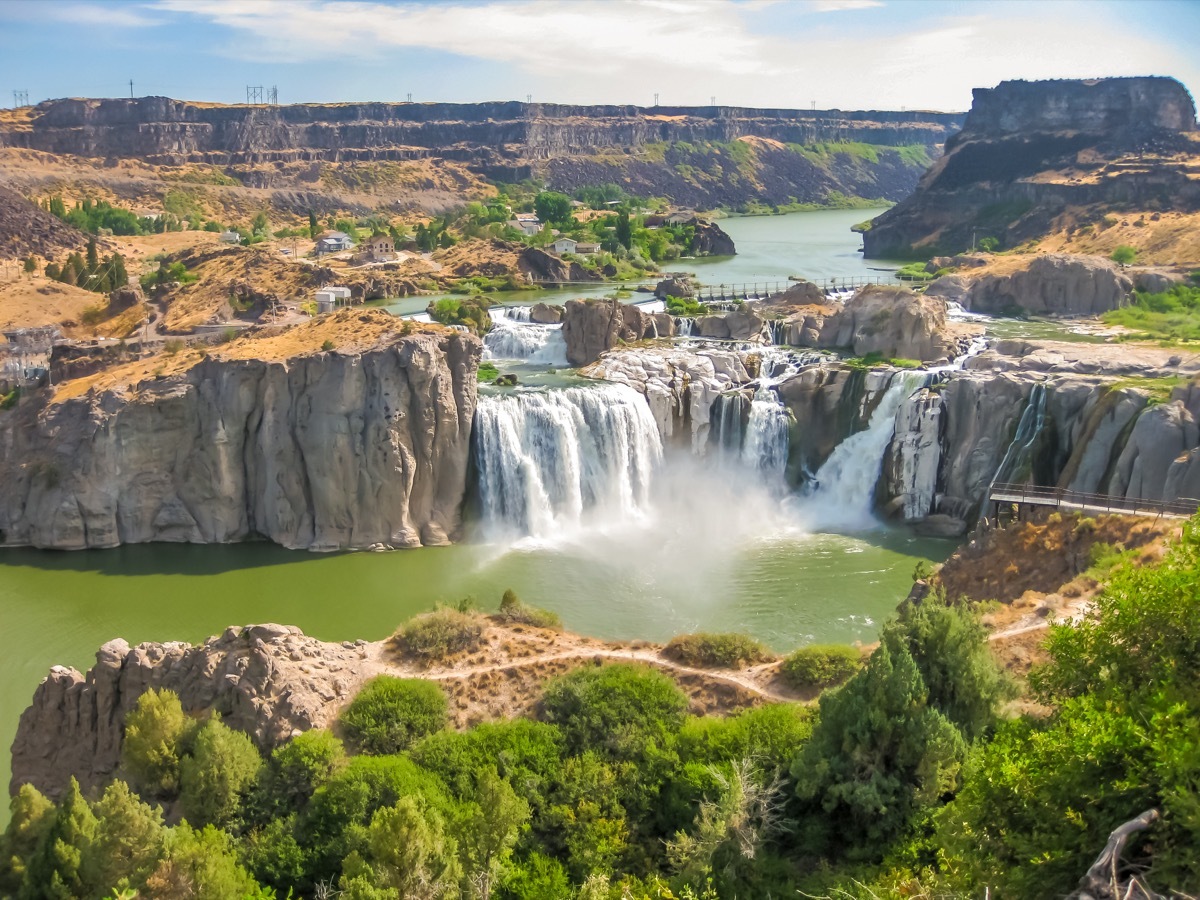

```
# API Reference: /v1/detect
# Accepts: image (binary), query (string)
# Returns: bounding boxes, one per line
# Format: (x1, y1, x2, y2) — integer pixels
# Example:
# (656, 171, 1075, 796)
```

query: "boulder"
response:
(528, 302, 563, 324)
(654, 275, 696, 299)
(1134, 270, 1183, 294)
(689, 220, 737, 256)
(818, 286, 960, 361)
(693, 306, 766, 342)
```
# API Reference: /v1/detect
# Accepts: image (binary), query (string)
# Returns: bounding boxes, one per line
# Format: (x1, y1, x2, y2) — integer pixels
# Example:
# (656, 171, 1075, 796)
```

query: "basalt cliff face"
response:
(862, 77, 1200, 258)
(0, 327, 481, 551)
(0, 98, 963, 210)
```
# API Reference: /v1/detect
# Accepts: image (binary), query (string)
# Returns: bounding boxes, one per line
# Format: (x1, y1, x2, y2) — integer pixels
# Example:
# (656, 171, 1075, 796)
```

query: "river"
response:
(0, 208, 958, 817)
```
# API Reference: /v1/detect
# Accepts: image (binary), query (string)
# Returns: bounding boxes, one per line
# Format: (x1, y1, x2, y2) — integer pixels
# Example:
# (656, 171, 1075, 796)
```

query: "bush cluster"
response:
(397, 607, 486, 659)
(779, 644, 862, 688)
(663, 632, 772, 668)
(340, 676, 449, 754)
(496, 588, 562, 629)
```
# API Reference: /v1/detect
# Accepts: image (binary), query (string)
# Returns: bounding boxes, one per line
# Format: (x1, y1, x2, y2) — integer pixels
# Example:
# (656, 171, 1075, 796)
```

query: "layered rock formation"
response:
(862, 77, 1200, 258)
(11, 624, 371, 799)
(0, 98, 962, 211)
(0, 320, 481, 550)
(926, 254, 1133, 315)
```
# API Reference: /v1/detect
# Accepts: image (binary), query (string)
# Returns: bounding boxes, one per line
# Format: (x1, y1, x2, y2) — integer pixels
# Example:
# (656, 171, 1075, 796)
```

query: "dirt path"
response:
(375, 645, 799, 704)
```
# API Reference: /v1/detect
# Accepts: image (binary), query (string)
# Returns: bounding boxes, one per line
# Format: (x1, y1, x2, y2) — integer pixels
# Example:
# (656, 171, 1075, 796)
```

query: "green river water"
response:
(0, 208, 989, 813)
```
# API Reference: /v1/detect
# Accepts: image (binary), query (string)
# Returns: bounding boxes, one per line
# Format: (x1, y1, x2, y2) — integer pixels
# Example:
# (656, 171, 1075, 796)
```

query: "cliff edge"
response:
(862, 77, 1200, 260)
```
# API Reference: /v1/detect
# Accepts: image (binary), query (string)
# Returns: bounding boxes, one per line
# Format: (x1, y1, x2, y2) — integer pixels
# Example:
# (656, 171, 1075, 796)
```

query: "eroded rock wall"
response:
(0, 331, 481, 550)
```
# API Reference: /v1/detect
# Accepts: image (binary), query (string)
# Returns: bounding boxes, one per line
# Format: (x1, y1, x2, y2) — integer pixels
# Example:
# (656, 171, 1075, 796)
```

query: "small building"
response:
(317, 231, 354, 254)
(665, 210, 697, 226)
(508, 216, 541, 237)
(314, 285, 353, 314)
(219, 230, 241, 244)
(361, 233, 395, 261)
(551, 237, 578, 255)
(574, 242, 600, 255)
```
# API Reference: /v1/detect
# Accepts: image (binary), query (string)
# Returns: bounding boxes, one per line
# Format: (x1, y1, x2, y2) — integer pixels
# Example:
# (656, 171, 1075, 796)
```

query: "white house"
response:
(508, 215, 541, 237)
(575, 242, 600, 255)
(317, 231, 354, 253)
(552, 237, 578, 254)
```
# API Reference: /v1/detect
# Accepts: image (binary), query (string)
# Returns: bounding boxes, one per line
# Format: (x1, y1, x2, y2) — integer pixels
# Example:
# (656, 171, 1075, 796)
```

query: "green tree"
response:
(179, 718, 263, 828)
(457, 767, 530, 900)
(534, 191, 573, 225)
(80, 780, 165, 894)
(0, 784, 54, 895)
(251, 210, 270, 236)
(1111, 244, 1138, 265)
(48, 195, 67, 219)
(541, 752, 628, 881)
(142, 823, 262, 899)
(885, 595, 1011, 741)
(122, 688, 191, 798)
(22, 256, 36, 275)
(308, 211, 319, 239)
(496, 852, 571, 900)
(790, 637, 966, 857)
(264, 728, 346, 811)
(367, 796, 462, 900)
(241, 814, 308, 895)
(85, 237, 98, 275)
(21, 777, 97, 900)
(109, 252, 129, 290)
(340, 676, 449, 755)
(43, 262, 60, 280)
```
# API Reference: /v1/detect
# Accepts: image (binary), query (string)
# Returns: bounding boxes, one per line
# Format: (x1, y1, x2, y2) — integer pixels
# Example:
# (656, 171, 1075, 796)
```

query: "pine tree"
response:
(110, 252, 128, 289)
(308, 210, 319, 239)
(85, 237, 98, 275)
(615, 211, 632, 250)
(22, 778, 98, 899)
(23, 256, 36, 274)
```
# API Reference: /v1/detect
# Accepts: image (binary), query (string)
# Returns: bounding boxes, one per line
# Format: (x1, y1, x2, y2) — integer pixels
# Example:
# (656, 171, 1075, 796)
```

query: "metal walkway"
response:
(989, 483, 1199, 520)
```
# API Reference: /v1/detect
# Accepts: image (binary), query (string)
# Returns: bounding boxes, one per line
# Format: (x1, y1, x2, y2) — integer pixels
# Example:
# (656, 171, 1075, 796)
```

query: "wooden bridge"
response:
(988, 482, 1200, 521)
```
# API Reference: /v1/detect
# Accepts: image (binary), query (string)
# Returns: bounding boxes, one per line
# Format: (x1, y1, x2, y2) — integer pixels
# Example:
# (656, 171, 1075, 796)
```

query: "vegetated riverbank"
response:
(5, 509, 1197, 898)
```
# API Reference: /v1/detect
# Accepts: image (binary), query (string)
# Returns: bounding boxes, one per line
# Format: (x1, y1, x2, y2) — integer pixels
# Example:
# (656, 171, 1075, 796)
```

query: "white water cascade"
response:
(804, 370, 930, 529)
(483, 307, 569, 366)
(473, 384, 664, 538)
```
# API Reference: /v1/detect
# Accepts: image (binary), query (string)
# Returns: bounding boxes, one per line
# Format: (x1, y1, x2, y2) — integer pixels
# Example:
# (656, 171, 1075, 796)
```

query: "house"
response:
(315, 286, 352, 313)
(574, 242, 600, 255)
(508, 215, 542, 237)
(361, 233, 395, 261)
(317, 231, 354, 253)
(551, 237, 578, 254)
(219, 230, 241, 244)
(665, 210, 697, 226)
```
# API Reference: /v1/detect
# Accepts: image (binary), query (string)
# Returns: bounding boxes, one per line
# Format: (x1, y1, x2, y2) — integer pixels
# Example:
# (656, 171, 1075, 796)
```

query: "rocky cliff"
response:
(561, 298, 673, 366)
(0, 312, 481, 550)
(0, 98, 963, 211)
(924, 253, 1134, 315)
(861, 77, 1200, 258)
(11, 624, 371, 800)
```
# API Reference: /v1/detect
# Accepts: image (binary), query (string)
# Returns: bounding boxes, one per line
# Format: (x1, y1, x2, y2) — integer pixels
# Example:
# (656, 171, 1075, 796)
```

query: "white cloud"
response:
(0, 1, 159, 27)
(150, 0, 1199, 110)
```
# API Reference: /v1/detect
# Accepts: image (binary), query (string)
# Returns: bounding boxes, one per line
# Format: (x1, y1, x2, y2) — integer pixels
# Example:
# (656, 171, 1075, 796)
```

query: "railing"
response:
(988, 482, 1200, 520)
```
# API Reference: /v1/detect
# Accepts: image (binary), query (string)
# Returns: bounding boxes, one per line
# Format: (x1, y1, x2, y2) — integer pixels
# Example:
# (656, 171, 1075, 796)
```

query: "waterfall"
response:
(805, 371, 930, 528)
(491, 305, 532, 322)
(473, 384, 664, 538)
(990, 383, 1048, 486)
(674, 317, 696, 337)
(711, 392, 746, 458)
(483, 315, 568, 367)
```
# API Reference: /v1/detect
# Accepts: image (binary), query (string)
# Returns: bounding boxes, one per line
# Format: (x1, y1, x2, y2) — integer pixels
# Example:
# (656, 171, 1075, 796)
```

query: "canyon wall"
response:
(0, 329, 481, 551)
(861, 77, 1200, 258)
(0, 98, 964, 209)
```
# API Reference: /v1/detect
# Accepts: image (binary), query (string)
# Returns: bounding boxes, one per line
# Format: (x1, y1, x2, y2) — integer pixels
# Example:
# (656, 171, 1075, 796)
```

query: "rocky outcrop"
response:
(862, 77, 1200, 258)
(10, 624, 372, 800)
(926, 254, 1133, 315)
(0, 183, 91, 262)
(770, 286, 964, 361)
(695, 306, 767, 341)
(561, 298, 664, 366)
(528, 302, 563, 324)
(518, 246, 600, 284)
(689, 220, 736, 256)
(0, 327, 481, 550)
(655, 275, 697, 299)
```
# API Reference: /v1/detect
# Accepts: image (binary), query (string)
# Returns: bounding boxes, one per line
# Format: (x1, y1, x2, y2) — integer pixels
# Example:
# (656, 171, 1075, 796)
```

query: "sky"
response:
(0, 0, 1197, 112)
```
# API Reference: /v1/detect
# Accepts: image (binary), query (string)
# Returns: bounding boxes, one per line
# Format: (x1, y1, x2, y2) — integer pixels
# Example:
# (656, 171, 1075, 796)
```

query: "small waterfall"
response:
(742, 393, 790, 480)
(674, 316, 696, 337)
(491, 305, 533, 322)
(473, 384, 664, 538)
(990, 383, 1049, 487)
(805, 370, 930, 527)
(711, 392, 747, 458)
(483, 314, 568, 366)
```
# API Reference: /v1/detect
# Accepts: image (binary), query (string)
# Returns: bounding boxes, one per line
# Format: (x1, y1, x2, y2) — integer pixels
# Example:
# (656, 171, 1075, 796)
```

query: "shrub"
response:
(780, 644, 862, 688)
(478, 361, 500, 382)
(267, 728, 346, 808)
(397, 607, 485, 659)
(663, 632, 771, 668)
(321, 339, 335, 352)
(340, 676, 449, 754)
(496, 590, 561, 629)
(1110, 244, 1138, 265)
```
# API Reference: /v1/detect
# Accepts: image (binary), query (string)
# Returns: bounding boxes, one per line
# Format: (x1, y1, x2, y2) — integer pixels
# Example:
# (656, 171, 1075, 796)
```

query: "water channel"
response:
(1, 208, 970, 811)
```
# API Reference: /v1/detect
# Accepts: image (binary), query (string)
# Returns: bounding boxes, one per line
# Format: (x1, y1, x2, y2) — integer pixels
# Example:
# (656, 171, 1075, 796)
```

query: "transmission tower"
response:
(653, 92, 659, 107)
(12, 89, 28, 108)
(267, 85, 278, 105)
(526, 93, 532, 103)
(246, 85, 264, 105)
(406, 92, 413, 102)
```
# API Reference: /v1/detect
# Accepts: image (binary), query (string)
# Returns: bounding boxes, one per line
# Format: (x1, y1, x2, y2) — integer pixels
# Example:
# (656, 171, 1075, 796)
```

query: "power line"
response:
(12, 89, 28, 108)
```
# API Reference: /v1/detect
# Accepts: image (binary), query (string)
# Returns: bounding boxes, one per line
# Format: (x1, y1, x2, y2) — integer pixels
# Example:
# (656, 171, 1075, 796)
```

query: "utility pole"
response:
(12, 89, 28, 107)
(129, 79, 134, 99)
(710, 95, 716, 106)
(406, 92, 412, 102)
(653, 92, 659, 107)
(268, 85, 278, 105)
(526, 93, 532, 103)
(246, 85, 263, 105)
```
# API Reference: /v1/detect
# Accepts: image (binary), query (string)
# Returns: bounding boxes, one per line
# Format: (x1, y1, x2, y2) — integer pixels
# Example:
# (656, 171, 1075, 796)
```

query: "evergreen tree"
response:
(80, 780, 165, 892)
(85, 237, 98, 275)
(457, 767, 529, 900)
(22, 777, 97, 899)
(615, 211, 632, 250)
(179, 718, 263, 829)
(110, 252, 129, 289)
(43, 262, 60, 280)
(23, 256, 36, 274)
(48, 195, 66, 219)
(308, 210, 319, 239)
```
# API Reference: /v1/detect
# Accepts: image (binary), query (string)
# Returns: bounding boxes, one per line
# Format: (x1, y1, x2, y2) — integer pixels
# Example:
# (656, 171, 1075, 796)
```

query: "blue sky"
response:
(1, 0, 1197, 111)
